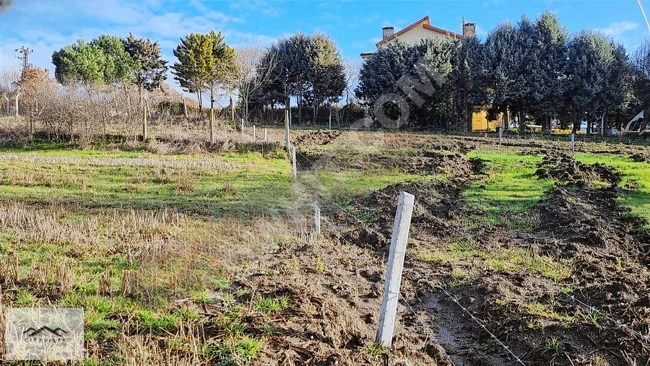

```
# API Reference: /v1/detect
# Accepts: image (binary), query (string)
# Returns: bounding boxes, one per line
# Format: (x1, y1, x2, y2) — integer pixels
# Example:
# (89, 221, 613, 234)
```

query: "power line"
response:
(638, 0, 650, 34)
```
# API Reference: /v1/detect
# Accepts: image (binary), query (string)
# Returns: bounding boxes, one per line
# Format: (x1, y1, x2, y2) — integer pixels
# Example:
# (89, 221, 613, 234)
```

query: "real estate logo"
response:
(5, 308, 84, 361)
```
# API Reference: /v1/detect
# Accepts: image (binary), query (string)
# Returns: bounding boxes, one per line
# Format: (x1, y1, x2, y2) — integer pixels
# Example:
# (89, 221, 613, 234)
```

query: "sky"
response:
(1, 0, 649, 101)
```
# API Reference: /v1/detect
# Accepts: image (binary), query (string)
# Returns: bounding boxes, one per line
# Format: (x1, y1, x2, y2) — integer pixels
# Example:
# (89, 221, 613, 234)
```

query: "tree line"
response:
(46, 31, 348, 126)
(6, 11, 650, 138)
(356, 11, 647, 134)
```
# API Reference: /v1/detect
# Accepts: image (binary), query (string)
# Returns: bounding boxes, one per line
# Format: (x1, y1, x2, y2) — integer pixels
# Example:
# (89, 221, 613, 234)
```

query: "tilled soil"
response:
(282, 131, 650, 365)
(327, 145, 650, 365)
(294, 130, 341, 147)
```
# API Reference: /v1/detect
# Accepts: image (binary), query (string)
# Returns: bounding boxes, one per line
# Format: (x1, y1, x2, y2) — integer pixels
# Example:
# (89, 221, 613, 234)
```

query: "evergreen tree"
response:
(124, 33, 168, 102)
(172, 33, 214, 109)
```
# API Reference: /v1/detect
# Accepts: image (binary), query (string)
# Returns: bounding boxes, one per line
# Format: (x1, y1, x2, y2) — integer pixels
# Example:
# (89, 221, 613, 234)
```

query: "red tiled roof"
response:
(375, 16, 462, 47)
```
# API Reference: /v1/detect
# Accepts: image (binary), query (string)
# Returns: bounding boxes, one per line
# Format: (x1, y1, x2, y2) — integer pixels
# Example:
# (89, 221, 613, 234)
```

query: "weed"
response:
(365, 342, 390, 356)
(255, 297, 290, 313)
(494, 298, 508, 307)
(544, 337, 559, 352)
(190, 290, 211, 304)
(315, 257, 325, 274)
(210, 276, 231, 290)
(15, 290, 35, 306)
(521, 302, 573, 323)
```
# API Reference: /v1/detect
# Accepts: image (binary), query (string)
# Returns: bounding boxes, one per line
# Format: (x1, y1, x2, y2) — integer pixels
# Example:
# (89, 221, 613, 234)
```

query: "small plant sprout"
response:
(544, 337, 559, 352)
(315, 257, 325, 274)
(365, 342, 390, 356)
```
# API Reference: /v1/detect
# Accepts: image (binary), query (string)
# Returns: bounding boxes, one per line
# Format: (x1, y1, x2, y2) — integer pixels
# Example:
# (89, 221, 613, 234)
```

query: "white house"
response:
(361, 16, 476, 61)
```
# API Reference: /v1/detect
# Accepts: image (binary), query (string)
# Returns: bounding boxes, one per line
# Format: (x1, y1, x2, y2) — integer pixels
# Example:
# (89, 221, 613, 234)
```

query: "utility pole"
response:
(15, 46, 33, 79)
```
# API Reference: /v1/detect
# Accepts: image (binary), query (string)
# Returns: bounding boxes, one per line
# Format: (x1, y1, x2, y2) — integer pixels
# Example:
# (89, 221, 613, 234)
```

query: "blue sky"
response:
(1, 0, 648, 97)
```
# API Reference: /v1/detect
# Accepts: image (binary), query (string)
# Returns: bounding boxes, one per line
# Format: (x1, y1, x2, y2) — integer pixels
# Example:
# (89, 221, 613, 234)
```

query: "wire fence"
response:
(288, 146, 529, 365)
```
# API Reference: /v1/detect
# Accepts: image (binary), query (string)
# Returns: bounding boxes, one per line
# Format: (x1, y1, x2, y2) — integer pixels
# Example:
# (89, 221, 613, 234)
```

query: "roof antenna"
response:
(462, 15, 466, 27)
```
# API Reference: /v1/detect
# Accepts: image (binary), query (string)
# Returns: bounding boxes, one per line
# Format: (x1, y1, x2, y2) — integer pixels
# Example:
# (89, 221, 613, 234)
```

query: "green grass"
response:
(414, 240, 571, 282)
(463, 151, 555, 227)
(0, 148, 293, 217)
(254, 296, 290, 313)
(522, 302, 573, 324)
(575, 153, 650, 225)
(307, 169, 424, 207)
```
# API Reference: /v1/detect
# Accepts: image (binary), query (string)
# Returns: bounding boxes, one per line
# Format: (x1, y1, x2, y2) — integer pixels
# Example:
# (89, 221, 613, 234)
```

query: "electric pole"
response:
(15, 46, 33, 79)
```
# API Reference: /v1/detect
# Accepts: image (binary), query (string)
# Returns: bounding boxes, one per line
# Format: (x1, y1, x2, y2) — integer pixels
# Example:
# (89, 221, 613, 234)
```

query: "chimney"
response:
(463, 22, 476, 38)
(382, 27, 395, 41)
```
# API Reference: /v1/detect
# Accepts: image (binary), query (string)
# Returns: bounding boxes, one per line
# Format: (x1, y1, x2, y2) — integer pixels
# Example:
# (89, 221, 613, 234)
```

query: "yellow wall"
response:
(471, 110, 501, 132)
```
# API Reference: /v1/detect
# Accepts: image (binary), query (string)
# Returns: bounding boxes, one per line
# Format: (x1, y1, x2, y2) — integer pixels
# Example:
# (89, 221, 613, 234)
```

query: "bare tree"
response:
(0, 69, 20, 94)
(343, 59, 361, 105)
(229, 45, 278, 122)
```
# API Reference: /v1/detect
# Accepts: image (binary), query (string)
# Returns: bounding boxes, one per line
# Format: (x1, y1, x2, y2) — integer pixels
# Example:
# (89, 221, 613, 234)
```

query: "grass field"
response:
(0, 131, 649, 365)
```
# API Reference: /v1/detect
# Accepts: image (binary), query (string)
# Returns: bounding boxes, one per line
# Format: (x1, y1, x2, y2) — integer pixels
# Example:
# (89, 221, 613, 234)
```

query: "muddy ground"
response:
(280, 131, 650, 365)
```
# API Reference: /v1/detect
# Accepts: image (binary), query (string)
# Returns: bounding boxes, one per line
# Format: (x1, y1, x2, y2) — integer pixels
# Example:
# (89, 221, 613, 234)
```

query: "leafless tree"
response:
(343, 59, 361, 105)
(229, 45, 278, 122)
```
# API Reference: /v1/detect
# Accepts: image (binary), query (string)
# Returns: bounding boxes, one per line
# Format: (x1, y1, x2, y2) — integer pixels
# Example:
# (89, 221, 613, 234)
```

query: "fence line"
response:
(436, 285, 527, 366)
(290, 149, 525, 363)
(563, 293, 650, 344)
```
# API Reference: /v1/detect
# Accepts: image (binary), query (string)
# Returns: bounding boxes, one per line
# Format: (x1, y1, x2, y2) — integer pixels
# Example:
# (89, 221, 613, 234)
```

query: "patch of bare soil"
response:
(228, 236, 436, 365)
(534, 152, 621, 185)
(630, 152, 650, 163)
(382, 134, 477, 154)
(294, 130, 341, 147)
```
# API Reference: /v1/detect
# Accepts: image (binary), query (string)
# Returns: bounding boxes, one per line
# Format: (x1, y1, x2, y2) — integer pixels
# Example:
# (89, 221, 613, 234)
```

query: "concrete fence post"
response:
(15, 93, 21, 117)
(376, 192, 415, 348)
(253, 125, 256, 139)
(291, 146, 297, 182)
(285, 110, 291, 151)
(570, 134, 575, 152)
(3, 95, 9, 115)
(209, 108, 215, 146)
(264, 128, 268, 142)
(241, 119, 245, 137)
(142, 104, 148, 141)
(314, 204, 321, 235)
(498, 126, 503, 146)
(328, 108, 332, 130)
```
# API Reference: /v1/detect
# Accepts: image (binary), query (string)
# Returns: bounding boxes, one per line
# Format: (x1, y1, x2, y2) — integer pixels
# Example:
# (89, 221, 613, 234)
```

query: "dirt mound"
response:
(294, 130, 341, 147)
(536, 185, 644, 249)
(337, 151, 478, 250)
(535, 153, 621, 186)
(630, 153, 650, 162)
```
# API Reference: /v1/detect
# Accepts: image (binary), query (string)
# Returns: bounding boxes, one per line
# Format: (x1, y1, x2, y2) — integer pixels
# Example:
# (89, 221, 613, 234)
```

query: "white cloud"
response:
(597, 21, 639, 37)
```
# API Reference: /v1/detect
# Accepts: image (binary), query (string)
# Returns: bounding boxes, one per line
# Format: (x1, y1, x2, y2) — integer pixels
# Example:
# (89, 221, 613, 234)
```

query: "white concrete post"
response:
(209, 108, 215, 146)
(285, 110, 291, 151)
(264, 128, 268, 142)
(142, 104, 148, 141)
(253, 125, 256, 139)
(328, 108, 332, 130)
(291, 146, 297, 181)
(15, 93, 21, 117)
(498, 127, 503, 146)
(241, 119, 245, 136)
(314, 204, 321, 235)
(570, 134, 575, 152)
(3, 95, 9, 115)
(376, 192, 415, 348)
